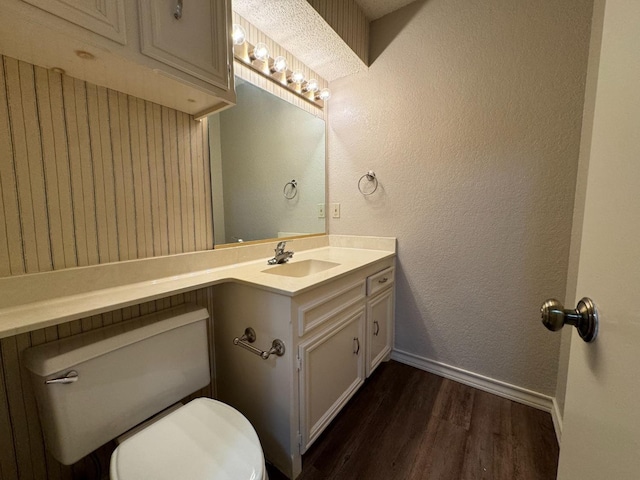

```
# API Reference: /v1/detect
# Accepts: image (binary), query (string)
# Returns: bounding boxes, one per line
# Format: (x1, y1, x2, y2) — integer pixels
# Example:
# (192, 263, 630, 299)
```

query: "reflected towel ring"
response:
(358, 171, 378, 195)
(283, 180, 298, 199)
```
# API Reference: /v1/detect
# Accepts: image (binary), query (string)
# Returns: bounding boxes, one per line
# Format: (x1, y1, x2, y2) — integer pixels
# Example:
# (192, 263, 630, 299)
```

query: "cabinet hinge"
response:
(297, 432, 303, 447)
(296, 355, 302, 371)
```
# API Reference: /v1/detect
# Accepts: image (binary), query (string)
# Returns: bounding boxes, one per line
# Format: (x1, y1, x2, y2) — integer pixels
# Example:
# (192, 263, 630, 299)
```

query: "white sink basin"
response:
(262, 259, 340, 278)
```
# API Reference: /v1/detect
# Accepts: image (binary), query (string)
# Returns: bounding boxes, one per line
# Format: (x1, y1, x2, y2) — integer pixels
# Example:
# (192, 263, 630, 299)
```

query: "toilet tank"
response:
(22, 303, 210, 465)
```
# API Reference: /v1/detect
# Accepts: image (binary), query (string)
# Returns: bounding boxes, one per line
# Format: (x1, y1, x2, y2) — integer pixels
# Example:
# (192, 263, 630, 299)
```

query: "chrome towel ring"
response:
(283, 180, 298, 199)
(358, 171, 378, 195)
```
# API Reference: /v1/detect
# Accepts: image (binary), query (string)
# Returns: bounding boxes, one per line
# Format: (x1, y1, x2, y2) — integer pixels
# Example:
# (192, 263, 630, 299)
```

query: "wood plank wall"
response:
(0, 55, 214, 278)
(0, 54, 217, 480)
(307, 0, 370, 66)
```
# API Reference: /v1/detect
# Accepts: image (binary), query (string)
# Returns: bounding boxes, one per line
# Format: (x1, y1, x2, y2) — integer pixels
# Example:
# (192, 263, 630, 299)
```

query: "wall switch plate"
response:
(331, 203, 341, 218)
(317, 203, 325, 218)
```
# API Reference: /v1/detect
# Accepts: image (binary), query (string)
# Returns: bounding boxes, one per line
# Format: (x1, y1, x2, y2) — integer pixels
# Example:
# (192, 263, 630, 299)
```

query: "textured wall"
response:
(0, 55, 213, 277)
(327, 0, 593, 395)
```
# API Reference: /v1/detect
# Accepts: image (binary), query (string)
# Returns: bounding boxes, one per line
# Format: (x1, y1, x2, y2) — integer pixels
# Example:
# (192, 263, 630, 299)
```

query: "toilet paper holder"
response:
(233, 327, 286, 360)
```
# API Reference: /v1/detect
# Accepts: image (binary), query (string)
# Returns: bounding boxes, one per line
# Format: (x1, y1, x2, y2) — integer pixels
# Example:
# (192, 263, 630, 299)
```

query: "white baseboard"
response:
(391, 349, 562, 442)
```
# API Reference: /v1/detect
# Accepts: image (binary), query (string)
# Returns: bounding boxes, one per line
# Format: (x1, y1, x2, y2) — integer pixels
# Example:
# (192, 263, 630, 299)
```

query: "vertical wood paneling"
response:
(308, 0, 370, 65)
(0, 55, 215, 274)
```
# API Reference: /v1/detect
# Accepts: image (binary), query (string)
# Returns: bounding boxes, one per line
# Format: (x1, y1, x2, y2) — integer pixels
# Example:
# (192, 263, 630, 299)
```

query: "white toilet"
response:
(23, 304, 266, 480)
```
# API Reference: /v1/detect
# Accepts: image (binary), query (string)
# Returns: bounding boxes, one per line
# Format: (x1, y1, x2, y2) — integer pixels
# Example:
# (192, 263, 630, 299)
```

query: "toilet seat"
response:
(110, 398, 266, 480)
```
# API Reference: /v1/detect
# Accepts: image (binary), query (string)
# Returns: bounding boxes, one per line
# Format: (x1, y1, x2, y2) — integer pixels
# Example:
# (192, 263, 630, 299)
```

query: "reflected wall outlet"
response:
(331, 203, 340, 218)
(317, 203, 325, 218)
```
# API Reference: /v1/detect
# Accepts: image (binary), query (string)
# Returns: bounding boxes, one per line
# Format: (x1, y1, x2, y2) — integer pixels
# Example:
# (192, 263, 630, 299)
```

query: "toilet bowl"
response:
(22, 304, 266, 480)
(111, 398, 266, 480)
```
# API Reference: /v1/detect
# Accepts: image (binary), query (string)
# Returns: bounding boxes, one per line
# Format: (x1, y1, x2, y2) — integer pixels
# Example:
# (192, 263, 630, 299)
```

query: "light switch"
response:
(317, 203, 325, 218)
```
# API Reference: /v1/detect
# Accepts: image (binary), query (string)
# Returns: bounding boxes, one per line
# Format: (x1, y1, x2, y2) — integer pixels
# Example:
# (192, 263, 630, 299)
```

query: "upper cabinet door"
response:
(138, 0, 230, 91)
(21, 0, 127, 44)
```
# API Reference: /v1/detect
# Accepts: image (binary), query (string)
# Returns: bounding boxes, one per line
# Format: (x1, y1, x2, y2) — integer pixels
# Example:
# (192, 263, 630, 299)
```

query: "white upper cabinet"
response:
(1, 0, 235, 116)
(21, 0, 127, 44)
(139, 0, 230, 91)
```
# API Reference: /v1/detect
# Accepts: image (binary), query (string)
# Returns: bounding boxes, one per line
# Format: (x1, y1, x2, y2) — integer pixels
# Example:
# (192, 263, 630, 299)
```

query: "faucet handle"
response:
(276, 241, 288, 252)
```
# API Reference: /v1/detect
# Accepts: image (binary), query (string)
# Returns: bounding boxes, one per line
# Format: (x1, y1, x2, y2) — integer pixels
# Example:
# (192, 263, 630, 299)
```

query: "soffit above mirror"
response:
(233, 0, 369, 81)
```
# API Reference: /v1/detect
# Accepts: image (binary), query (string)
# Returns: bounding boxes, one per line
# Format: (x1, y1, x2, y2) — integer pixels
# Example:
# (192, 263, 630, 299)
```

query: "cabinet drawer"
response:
(367, 266, 394, 296)
(298, 279, 366, 337)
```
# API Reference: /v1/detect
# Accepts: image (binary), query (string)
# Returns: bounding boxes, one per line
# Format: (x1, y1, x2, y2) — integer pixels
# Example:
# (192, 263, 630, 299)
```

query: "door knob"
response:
(540, 297, 599, 342)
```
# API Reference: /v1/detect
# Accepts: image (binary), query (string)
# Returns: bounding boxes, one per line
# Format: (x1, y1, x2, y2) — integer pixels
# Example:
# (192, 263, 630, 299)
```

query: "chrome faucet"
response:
(268, 241, 294, 265)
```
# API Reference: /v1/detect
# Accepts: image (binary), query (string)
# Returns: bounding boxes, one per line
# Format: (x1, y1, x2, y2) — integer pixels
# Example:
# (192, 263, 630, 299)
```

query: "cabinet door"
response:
(21, 0, 127, 44)
(298, 307, 365, 452)
(138, 0, 230, 90)
(366, 287, 394, 377)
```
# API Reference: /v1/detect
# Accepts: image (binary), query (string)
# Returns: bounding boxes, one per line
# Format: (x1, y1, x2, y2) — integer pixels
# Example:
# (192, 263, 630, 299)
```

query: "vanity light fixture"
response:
(231, 28, 330, 108)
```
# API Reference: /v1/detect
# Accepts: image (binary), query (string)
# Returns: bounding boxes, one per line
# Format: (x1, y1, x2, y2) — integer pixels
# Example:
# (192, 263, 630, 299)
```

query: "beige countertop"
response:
(0, 235, 396, 339)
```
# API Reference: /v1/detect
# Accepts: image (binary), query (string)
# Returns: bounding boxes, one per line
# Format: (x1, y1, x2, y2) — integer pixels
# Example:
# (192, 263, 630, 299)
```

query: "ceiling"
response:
(232, 0, 417, 81)
(355, 0, 417, 20)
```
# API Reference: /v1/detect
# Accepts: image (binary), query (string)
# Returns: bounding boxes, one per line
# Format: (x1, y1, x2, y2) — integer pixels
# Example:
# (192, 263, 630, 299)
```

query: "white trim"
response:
(551, 397, 563, 444)
(391, 349, 558, 422)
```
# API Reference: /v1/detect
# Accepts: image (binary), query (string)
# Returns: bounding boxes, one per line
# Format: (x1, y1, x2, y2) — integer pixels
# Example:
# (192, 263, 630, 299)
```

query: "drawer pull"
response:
(373, 320, 380, 336)
(378, 277, 388, 284)
(353, 337, 360, 355)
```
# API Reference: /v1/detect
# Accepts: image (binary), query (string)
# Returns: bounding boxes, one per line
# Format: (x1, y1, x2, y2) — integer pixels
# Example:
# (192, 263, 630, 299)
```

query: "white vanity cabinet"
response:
(0, 0, 235, 116)
(212, 257, 395, 479)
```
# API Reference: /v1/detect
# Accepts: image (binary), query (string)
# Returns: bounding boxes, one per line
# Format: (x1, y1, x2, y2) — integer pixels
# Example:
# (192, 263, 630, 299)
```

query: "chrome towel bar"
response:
(233, 327, 286, 360)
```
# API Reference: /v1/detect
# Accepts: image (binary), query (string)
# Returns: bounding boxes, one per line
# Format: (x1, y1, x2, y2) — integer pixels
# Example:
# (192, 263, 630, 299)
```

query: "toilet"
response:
(22, 304, 266, 480)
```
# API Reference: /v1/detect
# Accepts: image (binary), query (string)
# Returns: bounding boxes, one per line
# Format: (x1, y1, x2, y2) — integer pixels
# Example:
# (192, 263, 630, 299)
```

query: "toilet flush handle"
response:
(45, 370, 79, 385)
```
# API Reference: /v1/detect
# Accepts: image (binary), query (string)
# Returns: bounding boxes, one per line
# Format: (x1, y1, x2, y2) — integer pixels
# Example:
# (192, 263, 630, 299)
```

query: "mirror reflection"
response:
(208, 78, 326, 245)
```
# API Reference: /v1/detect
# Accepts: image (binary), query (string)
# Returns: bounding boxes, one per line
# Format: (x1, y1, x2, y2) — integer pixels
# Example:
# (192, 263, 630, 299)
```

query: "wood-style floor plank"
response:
(267, 361, 559, 480)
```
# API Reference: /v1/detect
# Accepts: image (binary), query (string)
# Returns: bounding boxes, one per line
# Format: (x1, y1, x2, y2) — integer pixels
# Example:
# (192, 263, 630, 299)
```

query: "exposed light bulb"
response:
(271, 56, 288, 74)
(316, 88, 331, 101)
(289, 71, 305, 84)
(303, 78, 319, 93)
(231, 24, 246, 45)
(251, 42, 269, 62)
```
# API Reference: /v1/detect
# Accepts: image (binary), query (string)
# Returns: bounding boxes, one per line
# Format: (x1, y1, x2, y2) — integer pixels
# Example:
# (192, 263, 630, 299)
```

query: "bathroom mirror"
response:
(208, 78, 326, 245)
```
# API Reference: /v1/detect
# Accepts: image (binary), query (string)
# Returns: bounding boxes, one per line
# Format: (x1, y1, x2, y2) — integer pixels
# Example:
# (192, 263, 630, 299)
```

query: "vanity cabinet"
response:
(298, 305, 366, 451)
(0, 0, 235, 116)
(212, 257, 395, 479)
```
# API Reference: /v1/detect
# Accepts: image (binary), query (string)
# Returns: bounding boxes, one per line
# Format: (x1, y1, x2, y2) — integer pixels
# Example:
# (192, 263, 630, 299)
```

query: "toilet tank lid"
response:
(22, 304, 208, 377)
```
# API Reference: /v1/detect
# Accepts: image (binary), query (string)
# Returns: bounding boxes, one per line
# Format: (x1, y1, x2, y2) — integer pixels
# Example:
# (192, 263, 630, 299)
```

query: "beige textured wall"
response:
(328, 0, 593, 395)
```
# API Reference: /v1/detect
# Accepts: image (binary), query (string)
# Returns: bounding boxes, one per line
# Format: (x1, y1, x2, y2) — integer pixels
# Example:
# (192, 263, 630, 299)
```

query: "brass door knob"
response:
(540, 297, 599, 343)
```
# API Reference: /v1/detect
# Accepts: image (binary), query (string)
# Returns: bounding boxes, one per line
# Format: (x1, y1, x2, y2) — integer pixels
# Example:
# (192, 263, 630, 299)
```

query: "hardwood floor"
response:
(267, 361, 559, 480)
